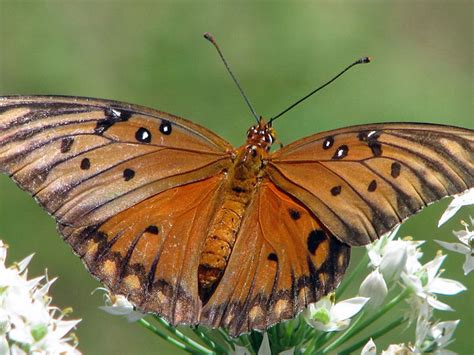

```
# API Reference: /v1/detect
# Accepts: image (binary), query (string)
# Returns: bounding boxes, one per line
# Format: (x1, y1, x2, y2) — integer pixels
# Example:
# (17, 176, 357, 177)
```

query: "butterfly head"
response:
(246, 118, 276, 152)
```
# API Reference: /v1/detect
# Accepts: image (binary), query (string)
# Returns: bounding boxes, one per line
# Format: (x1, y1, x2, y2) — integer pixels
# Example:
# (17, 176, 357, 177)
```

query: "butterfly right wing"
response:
(268, 123, 473, 246)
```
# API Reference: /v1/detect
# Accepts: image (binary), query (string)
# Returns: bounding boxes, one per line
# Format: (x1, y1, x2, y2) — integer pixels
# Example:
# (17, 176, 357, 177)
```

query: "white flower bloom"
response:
(0, 240, 81, 354)
(361, 338, 376, 355)
(367, 226, 401, 267)
(359, 269, 388, 310)
(367, 227, 424, 282)
(402, 254, 466, 312)
(381, 343, 414, 354)
(304, 294, 369, 332)
(415, 304, 459, 355)
(99, 289, 145, 322)
(438, 188, 474, 227)
(436, 219, 474, 275)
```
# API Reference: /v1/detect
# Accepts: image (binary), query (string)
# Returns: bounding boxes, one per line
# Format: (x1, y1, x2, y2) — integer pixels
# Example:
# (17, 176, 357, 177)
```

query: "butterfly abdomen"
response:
(198, 145, 267, 291)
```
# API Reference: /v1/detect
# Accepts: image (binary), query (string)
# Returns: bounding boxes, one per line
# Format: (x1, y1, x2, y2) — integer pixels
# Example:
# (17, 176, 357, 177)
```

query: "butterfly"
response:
(0, 93, 472, 336)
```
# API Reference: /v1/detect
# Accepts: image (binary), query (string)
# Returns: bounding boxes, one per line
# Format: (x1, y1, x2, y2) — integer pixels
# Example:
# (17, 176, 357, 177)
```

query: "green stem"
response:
(152, 316, 214, 354)
(217, 329, 235, 350)
(138, 318, 197, 354)
(192, 327, 228, 354)
(336, 253, 369, 300)
(338, 315, 406, 355)
(320, 288, 410, 354)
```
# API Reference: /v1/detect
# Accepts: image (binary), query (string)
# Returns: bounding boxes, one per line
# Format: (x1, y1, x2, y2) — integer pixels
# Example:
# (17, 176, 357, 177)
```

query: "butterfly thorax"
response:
(197, 121, 274, 293)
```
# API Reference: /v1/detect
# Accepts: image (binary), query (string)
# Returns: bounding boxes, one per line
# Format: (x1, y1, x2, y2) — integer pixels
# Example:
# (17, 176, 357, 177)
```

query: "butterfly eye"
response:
(264, 134, 273, 144)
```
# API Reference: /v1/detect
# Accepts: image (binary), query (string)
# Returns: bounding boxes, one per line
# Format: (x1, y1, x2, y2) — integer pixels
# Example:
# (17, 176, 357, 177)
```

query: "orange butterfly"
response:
(0, 36, 472, 337)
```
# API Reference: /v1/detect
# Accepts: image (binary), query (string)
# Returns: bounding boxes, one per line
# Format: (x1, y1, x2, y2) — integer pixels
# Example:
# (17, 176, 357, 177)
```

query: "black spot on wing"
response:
(159, 120, 172, 135)
(288, 208, 301, 220)
(95, 108, 132, 135)
(80, 158, 91, 170)
(323, 136, 334, 150)
(135, 127, 152, 143)
(391, 162, 401, 178)
(267, 253, 278, 262)
(60, 137, 74, 153)
(330, 186, 342, 196)
(123, 168, 135, 181)
(332, 145, 349, 160)
(358, 130, 382, 156)
(307, 230, 326, 255)
(368, 179, 377, 192)
(145, 225, 159, 234)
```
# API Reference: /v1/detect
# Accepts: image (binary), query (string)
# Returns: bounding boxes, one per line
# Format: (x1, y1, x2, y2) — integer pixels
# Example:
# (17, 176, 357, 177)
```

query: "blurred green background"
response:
(0, 1, 472, 354)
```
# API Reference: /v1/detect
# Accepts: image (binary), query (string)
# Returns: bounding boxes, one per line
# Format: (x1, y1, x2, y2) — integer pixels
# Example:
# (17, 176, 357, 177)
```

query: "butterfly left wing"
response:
(201, 179, 350, 336)
(0, 95, 232, 228)
(60, 174, 226, 326)
(268, 123, 473, 246)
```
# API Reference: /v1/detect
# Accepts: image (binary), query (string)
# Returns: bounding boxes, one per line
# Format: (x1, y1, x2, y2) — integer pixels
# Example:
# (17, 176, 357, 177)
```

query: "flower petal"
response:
(428, 277, 466, 295)
(431, 320, 459, 347)
(438, 188, 474, 227)
(379, 241, 407, 281)
(427, 296, 453, 311)
(257, 333, 271, 355)
(463, 254, 474, 275)
(361, 338, 376, 355)
(332, 297, 369, 322)
(434, 240, 470, 255)
(359, 270, 388, 310)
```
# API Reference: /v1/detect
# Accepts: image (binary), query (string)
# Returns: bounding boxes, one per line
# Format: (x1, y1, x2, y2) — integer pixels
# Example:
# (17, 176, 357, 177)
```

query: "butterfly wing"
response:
(0, 95, 236, 325)
(201, 179, 350, 336)
(0, 95, 232, 227)
(268, 123, 473, 246)
(60, 174, 226, 326)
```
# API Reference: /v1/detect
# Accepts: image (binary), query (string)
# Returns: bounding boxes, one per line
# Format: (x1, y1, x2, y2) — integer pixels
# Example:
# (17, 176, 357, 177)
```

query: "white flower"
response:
(381, 343, 414, 354)
(359, 269, 388, 310)
(361, 338, 376, 355)
(367, 227, 424, 282)
(99, 289, 145, 322)
(438, 188, 474, 227)
(415, 307, 459, 354)
(304, 294, 369, 332)
(402, 254, 466, 312)
(436, 219, 474, 275)
(0, 240, 81, 354)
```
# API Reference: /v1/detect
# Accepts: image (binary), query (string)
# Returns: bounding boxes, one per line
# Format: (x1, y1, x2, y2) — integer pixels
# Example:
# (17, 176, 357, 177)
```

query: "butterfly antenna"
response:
(269, 57, 371, 124)
(204, 32, 260, 123)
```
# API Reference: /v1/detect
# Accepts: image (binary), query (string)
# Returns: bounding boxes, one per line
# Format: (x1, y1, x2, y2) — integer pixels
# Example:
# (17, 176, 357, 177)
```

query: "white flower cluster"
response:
(0, 240, 80, 354)
(303, 190, 473, 354)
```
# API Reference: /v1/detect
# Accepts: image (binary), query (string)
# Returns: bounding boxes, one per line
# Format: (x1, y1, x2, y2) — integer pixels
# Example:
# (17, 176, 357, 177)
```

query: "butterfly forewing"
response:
(0, 96, 232, 228)
(269, 123, 474, 246)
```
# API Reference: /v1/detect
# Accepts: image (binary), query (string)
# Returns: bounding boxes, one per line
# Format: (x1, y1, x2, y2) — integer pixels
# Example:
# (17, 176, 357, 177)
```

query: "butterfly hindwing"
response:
(60, 174, 226, 326)
(268, 123, 473, 246)
(201, 179, 350, 336)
